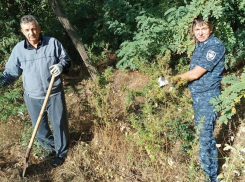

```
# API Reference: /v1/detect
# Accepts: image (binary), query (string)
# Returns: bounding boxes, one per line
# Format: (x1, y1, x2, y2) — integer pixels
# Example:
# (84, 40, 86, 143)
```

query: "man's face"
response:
(21, 21, 41, 46)
(193, 23, 213, 42)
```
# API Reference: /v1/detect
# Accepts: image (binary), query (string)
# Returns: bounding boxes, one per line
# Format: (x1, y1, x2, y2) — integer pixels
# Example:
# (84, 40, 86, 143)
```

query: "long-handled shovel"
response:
(22, 75, 56, 177)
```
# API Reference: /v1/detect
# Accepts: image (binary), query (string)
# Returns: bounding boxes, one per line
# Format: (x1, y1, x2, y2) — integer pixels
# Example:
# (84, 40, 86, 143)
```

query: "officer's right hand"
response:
(158, 76, 169, 87)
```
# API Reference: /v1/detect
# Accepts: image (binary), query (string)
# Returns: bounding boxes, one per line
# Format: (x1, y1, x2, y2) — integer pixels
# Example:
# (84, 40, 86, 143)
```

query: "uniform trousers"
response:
(24, 91, 69, 158)
(192, 89, 220, 181)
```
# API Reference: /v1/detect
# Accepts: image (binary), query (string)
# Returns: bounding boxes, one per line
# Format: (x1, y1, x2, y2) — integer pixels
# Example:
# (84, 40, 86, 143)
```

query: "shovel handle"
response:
(22, 75, 56, 177)
(27, 75, 55, 149)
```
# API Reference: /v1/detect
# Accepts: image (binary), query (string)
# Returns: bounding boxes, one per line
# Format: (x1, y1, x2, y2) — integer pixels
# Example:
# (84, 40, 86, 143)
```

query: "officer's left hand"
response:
(49, 64, 63, 77)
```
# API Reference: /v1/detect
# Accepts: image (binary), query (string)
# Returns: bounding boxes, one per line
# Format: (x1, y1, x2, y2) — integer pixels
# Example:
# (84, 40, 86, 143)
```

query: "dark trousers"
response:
(24, 91, 69, 158)
(192, 90, 220, 181)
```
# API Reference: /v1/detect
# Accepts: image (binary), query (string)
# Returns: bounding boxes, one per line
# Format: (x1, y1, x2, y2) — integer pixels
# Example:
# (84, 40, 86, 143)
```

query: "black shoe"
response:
(53, 157, 65, 167)
(48, 151, 56, 158)
(212, 179, 221, 182)
(209, 177, 221, 182)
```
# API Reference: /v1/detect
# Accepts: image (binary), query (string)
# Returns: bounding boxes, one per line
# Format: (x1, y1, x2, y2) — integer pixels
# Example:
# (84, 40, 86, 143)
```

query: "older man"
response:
(0, 15, 71, 167)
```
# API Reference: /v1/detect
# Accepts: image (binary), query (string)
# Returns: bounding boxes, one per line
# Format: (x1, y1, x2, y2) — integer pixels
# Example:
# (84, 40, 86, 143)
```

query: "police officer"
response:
(0, 15, 71, 167)
(179, 16, 225, 182)
(159, 16, 225, 182)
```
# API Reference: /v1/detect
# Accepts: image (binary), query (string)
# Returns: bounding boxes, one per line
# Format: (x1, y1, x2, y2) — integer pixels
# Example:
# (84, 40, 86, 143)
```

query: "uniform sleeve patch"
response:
(206, 50, 216, 61)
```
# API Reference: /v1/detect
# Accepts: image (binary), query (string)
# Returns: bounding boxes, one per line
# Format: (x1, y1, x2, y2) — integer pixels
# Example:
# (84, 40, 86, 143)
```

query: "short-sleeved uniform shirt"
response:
(188, 34, 225, 94)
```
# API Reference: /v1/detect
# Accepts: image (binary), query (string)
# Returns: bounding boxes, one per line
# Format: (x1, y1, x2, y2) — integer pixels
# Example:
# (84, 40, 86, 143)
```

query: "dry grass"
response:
(53, 123, 193, 182)
(217, 121, 245, 182)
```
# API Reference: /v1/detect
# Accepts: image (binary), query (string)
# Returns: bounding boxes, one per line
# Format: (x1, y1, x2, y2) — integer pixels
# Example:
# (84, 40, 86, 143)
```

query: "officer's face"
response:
(21, 21, 41, 47)
(193, 23, 213, 42)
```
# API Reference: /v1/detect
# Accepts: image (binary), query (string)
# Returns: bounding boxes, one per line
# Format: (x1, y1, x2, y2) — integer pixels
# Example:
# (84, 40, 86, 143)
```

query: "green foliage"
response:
(116, 14, 168, 69)
(220, 0, 245, 68)
(0, 34, 20, 66)
(164, 0, 223, 55)
(57, 0, 188, 69)
(115, 0, 238, 70)
(20, 122, 43, 156)
(0, 77, 26, 121)
(125, 56, 194, 155)
(211, 69, 245, 124)
(0, 0, 21, 65)
(1, 0, 245, 71)
(99, 0, 179, 47)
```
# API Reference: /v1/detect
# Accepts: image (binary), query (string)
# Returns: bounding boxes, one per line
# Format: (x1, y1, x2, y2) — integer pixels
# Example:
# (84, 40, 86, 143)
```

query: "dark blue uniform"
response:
(188, 34, 225, 181)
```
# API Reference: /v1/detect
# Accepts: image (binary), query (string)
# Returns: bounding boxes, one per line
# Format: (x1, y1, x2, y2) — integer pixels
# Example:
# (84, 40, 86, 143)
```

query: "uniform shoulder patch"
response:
(206, 50, 216, 61)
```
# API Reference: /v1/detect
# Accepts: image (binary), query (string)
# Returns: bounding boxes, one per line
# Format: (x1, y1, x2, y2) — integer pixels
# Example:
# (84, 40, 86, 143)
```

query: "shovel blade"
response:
(22, 161, 28, 177)
(22, 147, 31, 177)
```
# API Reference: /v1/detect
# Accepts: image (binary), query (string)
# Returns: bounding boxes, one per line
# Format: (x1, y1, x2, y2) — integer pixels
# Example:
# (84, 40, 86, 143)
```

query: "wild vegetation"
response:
(0, 0, 245, 181)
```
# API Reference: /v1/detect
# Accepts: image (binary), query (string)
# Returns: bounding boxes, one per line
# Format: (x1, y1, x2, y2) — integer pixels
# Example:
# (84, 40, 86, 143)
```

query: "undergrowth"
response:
(60, 52, 210, 182)
(0, 76, 26, 121)
(56, 52, 245, 182)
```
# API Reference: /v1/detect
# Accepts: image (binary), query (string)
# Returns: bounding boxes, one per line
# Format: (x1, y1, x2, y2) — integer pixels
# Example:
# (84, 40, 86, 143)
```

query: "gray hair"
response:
(20, 15, 39, 28)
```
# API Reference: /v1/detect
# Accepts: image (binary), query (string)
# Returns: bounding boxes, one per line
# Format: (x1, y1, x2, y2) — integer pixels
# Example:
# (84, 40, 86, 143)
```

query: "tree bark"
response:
(48, 0, 97, 81)
(7, 0, 19, 34)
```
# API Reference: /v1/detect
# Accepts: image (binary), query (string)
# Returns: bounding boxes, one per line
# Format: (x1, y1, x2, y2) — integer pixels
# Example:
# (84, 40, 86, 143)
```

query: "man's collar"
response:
(24, 35, 43, 49)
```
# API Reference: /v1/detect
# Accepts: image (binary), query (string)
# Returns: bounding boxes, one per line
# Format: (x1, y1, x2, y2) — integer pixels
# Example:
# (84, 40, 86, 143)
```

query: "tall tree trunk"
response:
(7, 0, 19, 34)
(48, 0, 97, 81)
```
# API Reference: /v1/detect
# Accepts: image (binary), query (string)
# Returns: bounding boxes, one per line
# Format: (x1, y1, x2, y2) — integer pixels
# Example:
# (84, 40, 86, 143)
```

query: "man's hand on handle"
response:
(49, 64, 63, 77)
